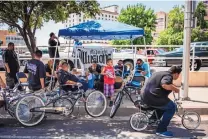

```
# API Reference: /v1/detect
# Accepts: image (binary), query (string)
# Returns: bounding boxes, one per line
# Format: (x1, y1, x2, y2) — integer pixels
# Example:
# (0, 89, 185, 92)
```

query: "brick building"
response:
(0, 30, 25, 46)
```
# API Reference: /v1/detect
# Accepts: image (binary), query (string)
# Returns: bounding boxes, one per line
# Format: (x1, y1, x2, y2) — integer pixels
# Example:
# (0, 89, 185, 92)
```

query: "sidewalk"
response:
(106, 87, 208, 116)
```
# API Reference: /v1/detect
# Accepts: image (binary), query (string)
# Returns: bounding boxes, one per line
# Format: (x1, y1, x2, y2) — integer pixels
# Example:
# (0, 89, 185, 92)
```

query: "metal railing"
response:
(0, 44, 207, 71)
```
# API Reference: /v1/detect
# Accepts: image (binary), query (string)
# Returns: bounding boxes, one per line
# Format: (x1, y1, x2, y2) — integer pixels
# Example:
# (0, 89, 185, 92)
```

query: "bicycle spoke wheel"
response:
(15, 95, 45, 127)
(110, 91, 122, 118)
(129, 112, 149, 131)
(53, 97, 73, 116)
(182, 111, 201, 130)
(85, 90, 107, 117)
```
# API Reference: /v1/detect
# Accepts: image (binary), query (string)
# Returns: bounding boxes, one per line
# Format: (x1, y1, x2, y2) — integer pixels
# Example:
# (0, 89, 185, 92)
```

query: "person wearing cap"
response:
(135, 58, 151, 78)
(24, 50, 46, 91)
(140, 65, 182, 137)
(2, 42, 20, 89)
(57, 62, 88, 92)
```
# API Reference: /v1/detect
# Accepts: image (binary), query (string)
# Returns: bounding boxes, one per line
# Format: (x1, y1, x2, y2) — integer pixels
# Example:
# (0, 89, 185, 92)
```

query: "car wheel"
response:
(123, 61, 134, 71)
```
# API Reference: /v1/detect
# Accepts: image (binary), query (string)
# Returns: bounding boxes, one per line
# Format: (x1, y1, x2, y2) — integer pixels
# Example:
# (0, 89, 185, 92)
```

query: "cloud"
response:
(35, 20, 65, 46)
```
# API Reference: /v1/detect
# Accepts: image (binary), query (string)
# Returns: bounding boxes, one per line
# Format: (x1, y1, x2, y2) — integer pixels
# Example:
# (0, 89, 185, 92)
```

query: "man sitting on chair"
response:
(57, 62, 88, 92)
(135, 58, 151, 78)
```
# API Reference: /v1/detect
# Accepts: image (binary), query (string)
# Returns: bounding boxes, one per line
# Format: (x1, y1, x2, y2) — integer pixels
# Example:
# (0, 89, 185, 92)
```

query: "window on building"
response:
(105, 15, 107, 17)
(102, 14, 104, 17)
(73, 19, 74, 22)
(98, 17, 100, 20)
(112, 15, 114, 18)
(109, 15, 110, 17)
(79, 19, 81, 22)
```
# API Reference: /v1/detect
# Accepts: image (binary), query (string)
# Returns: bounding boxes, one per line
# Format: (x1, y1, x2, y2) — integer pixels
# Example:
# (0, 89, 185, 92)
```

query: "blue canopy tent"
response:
(58, 20, 146, 68)
(58, 20, 145, 40)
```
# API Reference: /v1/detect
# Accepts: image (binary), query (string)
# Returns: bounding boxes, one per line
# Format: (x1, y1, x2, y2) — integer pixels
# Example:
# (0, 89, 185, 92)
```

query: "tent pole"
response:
(143, 36, 148, 62)
(130, 38, 135, 70)
(67, 37, 71, 68)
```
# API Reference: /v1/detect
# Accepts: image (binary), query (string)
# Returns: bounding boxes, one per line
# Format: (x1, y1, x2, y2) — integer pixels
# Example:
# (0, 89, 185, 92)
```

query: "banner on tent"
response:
(75, 47, 113, 68)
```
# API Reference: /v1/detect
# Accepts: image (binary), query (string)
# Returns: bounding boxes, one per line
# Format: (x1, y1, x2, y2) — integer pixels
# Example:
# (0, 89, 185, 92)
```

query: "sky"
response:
(35, 0, 185, 46)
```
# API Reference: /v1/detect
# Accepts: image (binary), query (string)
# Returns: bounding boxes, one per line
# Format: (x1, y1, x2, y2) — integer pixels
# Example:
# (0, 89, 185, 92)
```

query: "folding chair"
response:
(16, 72, 29, 90)
(130, 75, 146, 89)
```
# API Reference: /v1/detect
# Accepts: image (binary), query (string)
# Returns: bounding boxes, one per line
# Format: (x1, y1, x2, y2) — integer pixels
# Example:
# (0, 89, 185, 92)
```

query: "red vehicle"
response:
(142, 48, 166, 64)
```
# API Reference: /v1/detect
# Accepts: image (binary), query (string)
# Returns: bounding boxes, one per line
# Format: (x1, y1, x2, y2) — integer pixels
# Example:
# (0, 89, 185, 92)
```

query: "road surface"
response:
(0, 116, 207, 139)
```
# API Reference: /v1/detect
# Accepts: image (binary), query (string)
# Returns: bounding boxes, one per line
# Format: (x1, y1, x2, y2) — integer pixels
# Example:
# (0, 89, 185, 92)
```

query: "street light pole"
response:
(180, 0, 192, 100)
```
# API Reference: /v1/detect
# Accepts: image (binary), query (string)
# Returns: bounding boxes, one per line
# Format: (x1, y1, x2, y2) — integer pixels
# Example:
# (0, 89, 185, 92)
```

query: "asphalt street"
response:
(0, 116, 207, 139)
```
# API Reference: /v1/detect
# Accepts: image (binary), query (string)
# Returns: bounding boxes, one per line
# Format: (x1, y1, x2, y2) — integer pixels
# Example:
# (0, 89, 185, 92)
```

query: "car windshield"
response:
(176, 47, 193, 52)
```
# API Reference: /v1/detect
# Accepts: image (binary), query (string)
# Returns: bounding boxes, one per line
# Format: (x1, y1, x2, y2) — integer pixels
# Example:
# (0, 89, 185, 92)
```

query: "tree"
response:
(194, 1, 207, 29)
(112, 4, 156, 45)
(0, 1, 100, 55)
(167, 5, 184, 32)
(156, 28, 183, 45)
(156, 5, 184, 45)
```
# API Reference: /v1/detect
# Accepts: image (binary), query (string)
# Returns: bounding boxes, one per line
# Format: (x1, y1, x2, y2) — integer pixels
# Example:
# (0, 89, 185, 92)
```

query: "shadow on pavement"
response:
(0, 118, 206, 138)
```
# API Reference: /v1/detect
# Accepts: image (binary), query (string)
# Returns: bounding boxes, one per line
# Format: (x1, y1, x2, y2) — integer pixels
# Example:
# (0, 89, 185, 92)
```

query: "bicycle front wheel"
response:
(110, 91, 122, 118)
(182, 111, 201, 130)
(15, 95, 45, 127)
(85, 90, 107, 117)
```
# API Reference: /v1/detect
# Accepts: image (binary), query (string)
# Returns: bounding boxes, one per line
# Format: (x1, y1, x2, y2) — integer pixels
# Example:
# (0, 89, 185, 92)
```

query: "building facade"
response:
(0, 30, 25, 46)
(152, 11, 168, 39)
(63, 5, 119, 44)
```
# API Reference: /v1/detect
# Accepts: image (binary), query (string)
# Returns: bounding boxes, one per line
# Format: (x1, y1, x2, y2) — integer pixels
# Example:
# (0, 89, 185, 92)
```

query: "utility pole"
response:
(180, 0, 192, 100)
(192, 1, 197, 28)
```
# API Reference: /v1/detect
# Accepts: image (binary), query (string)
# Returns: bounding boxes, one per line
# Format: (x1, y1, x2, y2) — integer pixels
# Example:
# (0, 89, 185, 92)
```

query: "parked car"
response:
(153, 41, 208, 71)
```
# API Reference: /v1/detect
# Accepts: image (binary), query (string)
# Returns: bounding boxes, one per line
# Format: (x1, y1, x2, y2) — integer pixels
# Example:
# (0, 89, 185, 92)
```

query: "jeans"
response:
(156, 101, 176, 133)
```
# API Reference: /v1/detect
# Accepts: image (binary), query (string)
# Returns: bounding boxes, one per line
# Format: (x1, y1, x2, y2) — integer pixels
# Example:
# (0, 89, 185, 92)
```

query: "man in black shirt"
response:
(141, 65, 182, 138)
(57, 62, 88, 92)
(24, 50, 46, 91)
(48, 32, 60, 58)
(2, 42, 20, 89)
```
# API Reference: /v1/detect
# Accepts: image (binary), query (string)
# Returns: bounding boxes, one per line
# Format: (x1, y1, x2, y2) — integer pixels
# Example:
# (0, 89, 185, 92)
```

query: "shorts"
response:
(104, 84, 114, 97)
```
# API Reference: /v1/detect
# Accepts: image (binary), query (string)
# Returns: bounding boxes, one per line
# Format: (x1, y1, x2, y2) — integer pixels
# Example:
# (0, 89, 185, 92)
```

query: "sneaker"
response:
(156, 131, 173, 138)
(109, 101, 113, 107)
